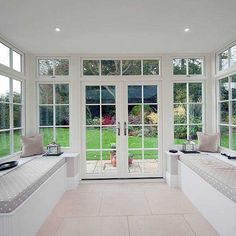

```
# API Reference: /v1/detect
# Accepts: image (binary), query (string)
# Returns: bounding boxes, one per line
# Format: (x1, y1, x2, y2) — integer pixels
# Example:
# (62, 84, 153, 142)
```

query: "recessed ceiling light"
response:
(184, 28, 190, 32)
(55, 27, 61, 32)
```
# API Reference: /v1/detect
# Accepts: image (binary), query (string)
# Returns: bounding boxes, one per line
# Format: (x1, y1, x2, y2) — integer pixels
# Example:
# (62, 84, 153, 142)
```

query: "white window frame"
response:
(0, 39, 24, 74)
(0, 75, 25, 160)
(36, 57, 71, 78)
(37, 82, 71, 148)
(81, 57, 161, 78)
(173, 81, 205, 144)
(172, 57, 205, 77)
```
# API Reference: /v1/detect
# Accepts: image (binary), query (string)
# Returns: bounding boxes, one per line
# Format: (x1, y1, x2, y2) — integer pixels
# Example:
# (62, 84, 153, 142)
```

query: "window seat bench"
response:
(0, 153, 79, 236)
(178, 153, 236, 236)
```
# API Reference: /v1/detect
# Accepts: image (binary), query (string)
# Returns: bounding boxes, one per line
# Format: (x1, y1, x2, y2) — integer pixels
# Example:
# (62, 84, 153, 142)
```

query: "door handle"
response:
(124, 122, 127, 136)
(117, 122, 120, 136)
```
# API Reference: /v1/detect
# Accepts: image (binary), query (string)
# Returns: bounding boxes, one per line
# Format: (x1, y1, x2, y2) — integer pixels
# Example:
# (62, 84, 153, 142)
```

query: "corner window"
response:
(173, 82, 204, 144)
(38, 83, 70, 147)
(38, 58, 69, 77)
(173, 58, 203, 75)
(0, 75, 23, 158)
(218, 75, 236, 149)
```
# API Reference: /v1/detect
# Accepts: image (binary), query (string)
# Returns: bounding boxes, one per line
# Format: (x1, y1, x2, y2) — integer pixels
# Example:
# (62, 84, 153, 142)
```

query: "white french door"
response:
(81, 81, 162, 179)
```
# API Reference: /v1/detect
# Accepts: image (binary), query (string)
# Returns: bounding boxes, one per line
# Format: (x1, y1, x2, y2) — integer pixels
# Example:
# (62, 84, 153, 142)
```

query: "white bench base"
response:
(0, 164, 67, 236)
(178, 160, 236, 236)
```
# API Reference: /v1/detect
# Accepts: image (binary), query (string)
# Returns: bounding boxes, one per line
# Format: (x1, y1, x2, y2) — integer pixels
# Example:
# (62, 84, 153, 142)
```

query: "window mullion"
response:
(186, 83, 190, 139)
(53, 84, 56, 142)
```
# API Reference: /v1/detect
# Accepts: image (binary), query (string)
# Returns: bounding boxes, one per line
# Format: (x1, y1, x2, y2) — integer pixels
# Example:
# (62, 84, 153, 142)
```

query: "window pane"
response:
(174, 104, 187, 124)
(230, 45, 236, 67)
(128, 85, 142, 103)
(14, 129, 22, 152)
(39, 84, 53, 104)
(86, 127, 100, 149)
(219, 102, 229, 124)
(13, 105, 22, 128)
(173, 59, 187, 75)
(0, 103, 10, 129)
(144, 105, 158, 124)
(122, 60, 141, 75)
(0, 75, 10, 102)
(188, 58, 203, 75)
(102, 86, 115, 104)
(0, 43, 10, 67)
(174, 125, 187, 144)
(189, 104, 202, 123)
(189, 125, 202, 142)
(86, 151, 101, 174)
(83, 60, 99, 76)
(232, 101, 236, 125)
(13, 80, 22, 103)
(189, 83, 202, 103)
(39, 106, 53, 126)
(56, 105, 69, 125)
(102, 105, 116, 125)
(144, 85, 157, 103)
(40, 128, 53, 146)
(220, 126, 229, 148)
(101, 60, 120, 75)
(144, 126, 158, 148)
(232, 127, 236, 151)
(219, 50, 229, 71)
(174, 83, 186, 103)
(232, 75, 236, 99)
(143, 60, 159, 75)
(56, 127, 69, 147)
(86, 105, 100, 125)
(128, 126, 142, 148)
(39, 59, 54, 76)
(0, 131, 10, 157)
(13, 51, 22, 72)
(86, 86, 100, 104)
(219, 78, 229, 101)
(128, 105, 142, 125)
(102, 127, 116, 149)
(55, 59, 69, 76)
(55, 84, 69, 104)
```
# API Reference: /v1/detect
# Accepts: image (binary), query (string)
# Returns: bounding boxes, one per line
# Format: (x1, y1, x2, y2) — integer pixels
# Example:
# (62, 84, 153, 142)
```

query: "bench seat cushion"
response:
(0, 156, 65, 213)
(179, 154, 236, 203)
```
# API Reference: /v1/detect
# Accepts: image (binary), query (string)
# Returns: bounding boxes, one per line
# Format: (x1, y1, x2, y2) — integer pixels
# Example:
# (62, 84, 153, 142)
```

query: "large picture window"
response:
(0, 75, 23, 158)
(173, 82, 204, 144)
(218, 75, 236, 149)
(38, 83, 70, 147)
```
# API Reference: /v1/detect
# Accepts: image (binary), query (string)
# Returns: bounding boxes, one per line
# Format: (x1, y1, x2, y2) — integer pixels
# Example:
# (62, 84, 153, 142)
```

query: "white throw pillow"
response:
(21, 134, 44, 157)
(197, 132, 220, 153)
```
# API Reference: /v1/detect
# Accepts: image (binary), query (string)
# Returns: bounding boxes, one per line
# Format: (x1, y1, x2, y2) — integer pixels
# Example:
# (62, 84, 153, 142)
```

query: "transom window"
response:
(173, 58, 203, 75)
(218, 45, 236, 72)
(38, 83, 70, 147)
(82, 59, 160, 76)
(0, 75, 23, 158)
(38, 58, 69, 77)
(218, 75, 236, 149)
(173, 82, 204, 144)
(0, 42, 23, 72)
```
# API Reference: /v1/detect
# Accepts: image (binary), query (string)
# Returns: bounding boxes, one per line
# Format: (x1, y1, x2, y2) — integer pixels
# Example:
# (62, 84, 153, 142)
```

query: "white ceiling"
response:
(0, 0, 236, 54)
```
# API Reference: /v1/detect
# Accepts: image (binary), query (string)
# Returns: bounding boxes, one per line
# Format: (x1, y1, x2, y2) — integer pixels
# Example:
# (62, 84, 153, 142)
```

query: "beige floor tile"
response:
(76, 183, 124, 193)
(100, 191, 151, 216)
(128, 215, 195, 236)
(184, 213, 219, 236)
(57, 216, 129, 236)
(37, 217, 63, 236)
(145, 188, 196, 214)
(51, 191, 102, 217)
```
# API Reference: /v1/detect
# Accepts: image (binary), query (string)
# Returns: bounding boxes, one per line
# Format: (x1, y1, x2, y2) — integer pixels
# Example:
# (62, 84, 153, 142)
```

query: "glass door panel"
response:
(85, 85, 118, 176)
(127, 85, 159, 175)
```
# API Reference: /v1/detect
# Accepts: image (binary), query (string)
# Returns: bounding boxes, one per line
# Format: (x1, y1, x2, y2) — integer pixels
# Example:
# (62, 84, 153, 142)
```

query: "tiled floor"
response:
(37, 181, 218, 236)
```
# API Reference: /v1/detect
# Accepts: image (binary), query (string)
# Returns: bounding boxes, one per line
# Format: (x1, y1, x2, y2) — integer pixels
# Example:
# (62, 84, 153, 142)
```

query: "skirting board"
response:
(0, 164, 67, 236)
(165, 171, 178, 187)
(178, 161, 236, 236)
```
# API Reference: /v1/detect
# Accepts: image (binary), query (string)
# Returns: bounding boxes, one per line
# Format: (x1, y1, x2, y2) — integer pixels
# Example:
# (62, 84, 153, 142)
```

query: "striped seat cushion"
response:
(179, 154, 236, 203)
(0, 156, 65, 213)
